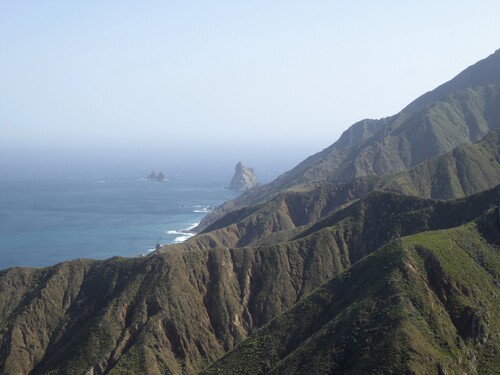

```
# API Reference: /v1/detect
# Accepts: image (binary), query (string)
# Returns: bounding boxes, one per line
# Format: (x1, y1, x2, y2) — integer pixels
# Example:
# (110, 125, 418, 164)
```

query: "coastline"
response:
(0, 179, 235, 270)
(166, 222, 200, 244)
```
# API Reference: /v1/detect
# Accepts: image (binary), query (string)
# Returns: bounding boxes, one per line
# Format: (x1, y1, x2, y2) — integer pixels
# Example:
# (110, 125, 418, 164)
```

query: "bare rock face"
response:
(228, 162, 258, 191)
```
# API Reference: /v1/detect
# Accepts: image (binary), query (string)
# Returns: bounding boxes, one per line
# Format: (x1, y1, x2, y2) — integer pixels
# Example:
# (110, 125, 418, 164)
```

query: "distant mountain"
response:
(198, 50, 500, 230)
(404, 48, 500, 112)
(275, 49, 500, 189)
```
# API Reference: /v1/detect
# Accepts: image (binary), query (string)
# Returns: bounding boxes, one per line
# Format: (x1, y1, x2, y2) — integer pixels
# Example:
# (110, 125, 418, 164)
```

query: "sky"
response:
(1, 1, 499, 181)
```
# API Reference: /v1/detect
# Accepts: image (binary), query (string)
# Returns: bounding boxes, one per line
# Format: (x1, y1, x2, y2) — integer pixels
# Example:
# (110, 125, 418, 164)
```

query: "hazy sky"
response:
(1, 1, 499, 180)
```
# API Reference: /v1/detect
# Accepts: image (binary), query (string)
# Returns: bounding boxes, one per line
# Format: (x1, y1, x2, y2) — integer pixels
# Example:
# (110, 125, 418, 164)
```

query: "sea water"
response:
(0, 177, 238, 270)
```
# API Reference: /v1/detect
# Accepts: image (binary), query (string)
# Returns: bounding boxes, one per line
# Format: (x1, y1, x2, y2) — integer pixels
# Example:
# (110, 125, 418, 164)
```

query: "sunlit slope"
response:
(384, 128, 500, 199)
(204, 211, 499, 374)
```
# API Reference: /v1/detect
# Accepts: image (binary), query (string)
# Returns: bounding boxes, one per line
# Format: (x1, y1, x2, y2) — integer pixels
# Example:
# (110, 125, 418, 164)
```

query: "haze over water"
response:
(2, 1, 499, 184)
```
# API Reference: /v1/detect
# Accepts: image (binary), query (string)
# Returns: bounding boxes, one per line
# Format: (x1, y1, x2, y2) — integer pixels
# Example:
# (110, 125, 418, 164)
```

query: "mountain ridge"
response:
(404, 48, 500, 112)
(198, 50, 500, 231)
(189, 129, 500, 250)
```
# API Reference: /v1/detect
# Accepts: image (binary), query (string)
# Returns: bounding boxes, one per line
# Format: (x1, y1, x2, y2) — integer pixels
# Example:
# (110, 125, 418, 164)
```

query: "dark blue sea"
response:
(0, 177, 238, 270)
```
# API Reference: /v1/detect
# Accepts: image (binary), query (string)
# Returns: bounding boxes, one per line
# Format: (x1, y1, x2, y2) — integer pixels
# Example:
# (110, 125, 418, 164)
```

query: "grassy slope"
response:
(203, 212, 499, 374)
(0, 238, 350, 374)
(384, 128, 500, 199)
(190, 176, 383, 249)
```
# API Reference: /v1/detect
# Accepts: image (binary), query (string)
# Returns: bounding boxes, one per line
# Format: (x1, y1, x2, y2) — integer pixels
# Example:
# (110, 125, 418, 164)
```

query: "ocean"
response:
(0, 177, 238, 270)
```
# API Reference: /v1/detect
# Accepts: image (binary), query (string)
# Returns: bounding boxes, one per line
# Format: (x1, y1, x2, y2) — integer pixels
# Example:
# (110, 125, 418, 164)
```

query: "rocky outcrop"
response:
(228, 162, 258, 191)
(147, 171, 166, 182)
(156, 171, 166, 181)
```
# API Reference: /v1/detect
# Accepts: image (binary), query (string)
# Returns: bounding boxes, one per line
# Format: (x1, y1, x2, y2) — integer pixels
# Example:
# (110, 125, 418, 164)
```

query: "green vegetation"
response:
(204, 217, 499, 374)
(384, 128, 500, 199)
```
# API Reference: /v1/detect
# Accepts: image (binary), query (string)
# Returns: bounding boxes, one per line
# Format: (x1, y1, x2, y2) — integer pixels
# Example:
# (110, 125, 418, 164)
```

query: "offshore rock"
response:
(156, 171, 166, 182)
(147, 171, 166, 182)
(228, 162, 258, 191)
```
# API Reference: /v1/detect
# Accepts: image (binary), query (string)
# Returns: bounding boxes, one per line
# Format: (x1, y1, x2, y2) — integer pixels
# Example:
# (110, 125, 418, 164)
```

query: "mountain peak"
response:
(404, 48, 500, 112)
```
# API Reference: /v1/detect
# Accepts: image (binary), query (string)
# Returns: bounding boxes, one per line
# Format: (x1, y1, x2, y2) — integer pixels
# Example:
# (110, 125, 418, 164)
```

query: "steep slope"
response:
(263, 49, 500, 189)
(358, 127, 500, 201)
(190, 129, 500, 250)
(189, 176, 383, 249)
(383, 128, 500, 199)
(203, 209, 500, 375)
(198, 50, 500, 230)
(2, 184, 500, 374)
(405, 48, 500, 112)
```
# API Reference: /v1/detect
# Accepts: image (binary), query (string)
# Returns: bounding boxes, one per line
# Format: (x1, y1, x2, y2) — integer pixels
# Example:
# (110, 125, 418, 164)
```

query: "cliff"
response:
(227, 162, 258, 191)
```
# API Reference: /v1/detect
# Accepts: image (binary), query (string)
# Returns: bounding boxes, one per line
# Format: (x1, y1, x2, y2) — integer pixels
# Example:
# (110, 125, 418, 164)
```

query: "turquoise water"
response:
(0, 178, 237, 270)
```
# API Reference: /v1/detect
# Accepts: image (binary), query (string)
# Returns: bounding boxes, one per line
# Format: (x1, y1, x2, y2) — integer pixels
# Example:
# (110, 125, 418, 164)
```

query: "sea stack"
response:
(147, 171, 166, 182)
(156, 172, 166, 182)
(228, 162, 258, 191)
